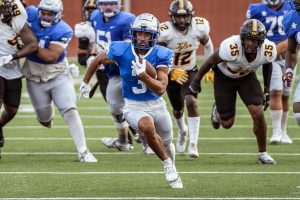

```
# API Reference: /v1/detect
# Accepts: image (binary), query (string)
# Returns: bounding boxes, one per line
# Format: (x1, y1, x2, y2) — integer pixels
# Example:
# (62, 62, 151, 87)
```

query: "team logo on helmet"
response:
(168, 0, 194, 31)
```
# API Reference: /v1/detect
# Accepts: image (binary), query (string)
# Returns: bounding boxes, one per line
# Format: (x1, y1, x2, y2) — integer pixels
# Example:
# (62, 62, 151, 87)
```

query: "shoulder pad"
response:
(219, 35, 241, 61)
(52, 21, 73, 41)
(261, 39, 277, 62)
(119, 12, 136, 22)
(283, 10, 297, 37)
(26, 6, 38, 23)
(193, 17, 210, 36)
(89, 10, 98, 22)
(246, 3, 265, 19)
(156, 45, 174, 60)
(158, 22, 172, 42)
(109, 41, 130, 56)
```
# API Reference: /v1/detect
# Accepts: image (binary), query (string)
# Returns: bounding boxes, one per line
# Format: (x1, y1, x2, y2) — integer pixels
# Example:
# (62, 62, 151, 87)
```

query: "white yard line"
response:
(2, 198, 300, 200)
(2, 152, 300, 156)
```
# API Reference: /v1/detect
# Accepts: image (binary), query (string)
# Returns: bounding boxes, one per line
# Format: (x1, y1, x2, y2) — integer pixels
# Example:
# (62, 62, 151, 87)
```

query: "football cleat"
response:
(100, 137, 130, 151)
(281, 130, 293, 144)
(270, 130, 282, 144)
(188, 143, 199, 158)
(211, 102, 220, 129)
(143, 146, 155, 155)
(163, 157, 179, 182)
(169, 176, 183, 189)
(77, 149, 97, 163)
(176, 129, 188, 153)
(257, 153, 276, 165)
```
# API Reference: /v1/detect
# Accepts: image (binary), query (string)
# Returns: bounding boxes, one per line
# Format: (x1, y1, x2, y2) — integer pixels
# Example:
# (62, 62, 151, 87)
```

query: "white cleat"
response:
(269, 130, 282, 144)
(100, 137, 130, 151)
(143, 146, 155, 155)
(163, 158, 179, 182)
(176, 130, 187, 153)
(188, 143, 199, 158)
(169, 176, 183, 189)
(77, 149, 97, 163)
(257, 153, 276, 165)
(281, 130, 293, 144)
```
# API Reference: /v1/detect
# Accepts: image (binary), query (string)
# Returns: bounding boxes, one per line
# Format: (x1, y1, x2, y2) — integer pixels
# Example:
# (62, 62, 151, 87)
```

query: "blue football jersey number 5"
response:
(131, 69, 147, 94)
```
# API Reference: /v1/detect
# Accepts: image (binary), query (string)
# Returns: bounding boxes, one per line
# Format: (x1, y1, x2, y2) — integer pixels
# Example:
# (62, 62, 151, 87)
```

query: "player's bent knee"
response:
(294, 113, 300, 126)
(173, 110, 184, 118)
(112, 113, 129, 129)
(36, 106, 54, 125)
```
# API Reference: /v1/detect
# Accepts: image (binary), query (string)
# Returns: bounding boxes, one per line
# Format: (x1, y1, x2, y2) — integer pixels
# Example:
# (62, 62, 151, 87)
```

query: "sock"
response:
(62, 109, 87, 153)
(259, 151, 267, 156)
(165, 143, 176, 163)
(187, 116, 200, 144)
(175, 115, 187, 133)
(270, 110, 283, 133)
(281, 111, 289, 133)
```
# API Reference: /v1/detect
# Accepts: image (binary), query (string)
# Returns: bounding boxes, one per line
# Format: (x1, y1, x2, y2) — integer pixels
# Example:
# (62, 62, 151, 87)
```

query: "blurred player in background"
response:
(80, 13, 183, 189)
(22, 0, 97, 162)
(189, 19, 277, 164)
(247, 0, 294, 144)
(282, 0, 300, 133)
(157, 0, 213, 158)
(0, 0, 37, 159)
(83, 0, 136, 151)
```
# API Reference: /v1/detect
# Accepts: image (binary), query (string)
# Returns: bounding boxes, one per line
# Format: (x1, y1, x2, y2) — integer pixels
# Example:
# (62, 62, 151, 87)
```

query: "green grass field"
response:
(0, 60, 300, 199)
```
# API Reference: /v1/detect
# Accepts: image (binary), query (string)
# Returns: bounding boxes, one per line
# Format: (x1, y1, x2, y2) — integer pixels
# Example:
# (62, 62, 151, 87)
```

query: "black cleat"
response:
(211, 102, 220, 129)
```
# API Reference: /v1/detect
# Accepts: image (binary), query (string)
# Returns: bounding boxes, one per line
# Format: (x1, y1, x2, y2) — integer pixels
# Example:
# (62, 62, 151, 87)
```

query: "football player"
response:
(80, 13, 183, 189)
(189, 19, 277, 164)
(0, 0, 37, 159)
(22, 0, 97, 162)
(247, 0, 294, 144)
(85, 0, 136, 151)
(157, 0, 214, 158)
(282, 0, 300, 134)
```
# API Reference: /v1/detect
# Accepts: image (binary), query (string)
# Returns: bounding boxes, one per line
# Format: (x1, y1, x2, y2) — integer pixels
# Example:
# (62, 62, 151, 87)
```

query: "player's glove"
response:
(170, 68, 188, 85)
(204, 70, 214, 83)
(79, 82, 91, 99)
(263, 88, 270, 111)
(74, 21, 95, 43)
(131, 57, 146, 76)
(282, 68, 294, 87)
(0, 55, 13, 66)
(189, 79, 202, 94)
(68, 63, 80, 78)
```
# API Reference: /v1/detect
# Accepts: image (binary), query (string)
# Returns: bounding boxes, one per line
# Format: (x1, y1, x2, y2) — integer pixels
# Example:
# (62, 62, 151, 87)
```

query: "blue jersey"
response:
(26, 6, 73, 64)
(283, 10, 300, 43)
(107, 41, 173, 101)
(90, 11, 135, 78)
(247, 2, 293, 43)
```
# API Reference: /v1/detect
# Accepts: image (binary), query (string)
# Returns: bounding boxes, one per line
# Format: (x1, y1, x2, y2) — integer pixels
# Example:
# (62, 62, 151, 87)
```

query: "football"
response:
(138, 57, 157, 79)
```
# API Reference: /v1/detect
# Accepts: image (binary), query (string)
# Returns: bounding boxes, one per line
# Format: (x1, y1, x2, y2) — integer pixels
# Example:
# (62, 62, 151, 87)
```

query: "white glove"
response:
(68, 63, 80, 78)
(0, 55, 13, 66)
(131, 57, 146, 76)
(74, 22, 95, 43)
(79, 82, 91, 99)
(86, 55, 96, 69)
(96, 40, 109, 52)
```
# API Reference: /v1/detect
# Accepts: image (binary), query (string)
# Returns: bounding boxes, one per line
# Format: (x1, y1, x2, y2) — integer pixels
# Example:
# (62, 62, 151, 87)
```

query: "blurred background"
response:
(25, 0, 261, 58)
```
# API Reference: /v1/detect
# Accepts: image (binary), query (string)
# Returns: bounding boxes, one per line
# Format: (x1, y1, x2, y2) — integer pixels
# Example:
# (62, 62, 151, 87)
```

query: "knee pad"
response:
(78, 37, 89, 49)
(294, 113, 300, 126)
(112, 113, 129, 129)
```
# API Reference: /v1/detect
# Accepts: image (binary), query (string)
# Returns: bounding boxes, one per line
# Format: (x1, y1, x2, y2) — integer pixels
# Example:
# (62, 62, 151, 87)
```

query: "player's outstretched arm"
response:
(18, 23, 38, 58)
(189, 50, 222, 93)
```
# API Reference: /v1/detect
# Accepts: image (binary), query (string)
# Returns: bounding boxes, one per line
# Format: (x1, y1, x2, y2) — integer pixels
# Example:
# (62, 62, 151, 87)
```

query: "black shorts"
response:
(166, 67, 198, 111)
(213, 67, 263, 120)
(0, 76, 22, 108)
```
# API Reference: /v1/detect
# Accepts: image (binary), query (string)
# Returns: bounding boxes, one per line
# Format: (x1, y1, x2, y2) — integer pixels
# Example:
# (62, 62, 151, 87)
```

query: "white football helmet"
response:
(38, 0, 63, 27)
(130, 13, 160, 50)
(97, 0, 120, 17)
(264, 0, 284, 6)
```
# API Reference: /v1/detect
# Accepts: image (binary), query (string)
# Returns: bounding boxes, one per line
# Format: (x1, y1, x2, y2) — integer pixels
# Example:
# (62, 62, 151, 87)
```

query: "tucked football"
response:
(138, 57, 157, 79)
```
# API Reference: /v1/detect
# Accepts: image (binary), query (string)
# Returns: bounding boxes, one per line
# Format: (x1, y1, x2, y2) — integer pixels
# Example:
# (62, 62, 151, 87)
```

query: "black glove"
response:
(189, 79, 202, 94)
(263, 88, 270, 111)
